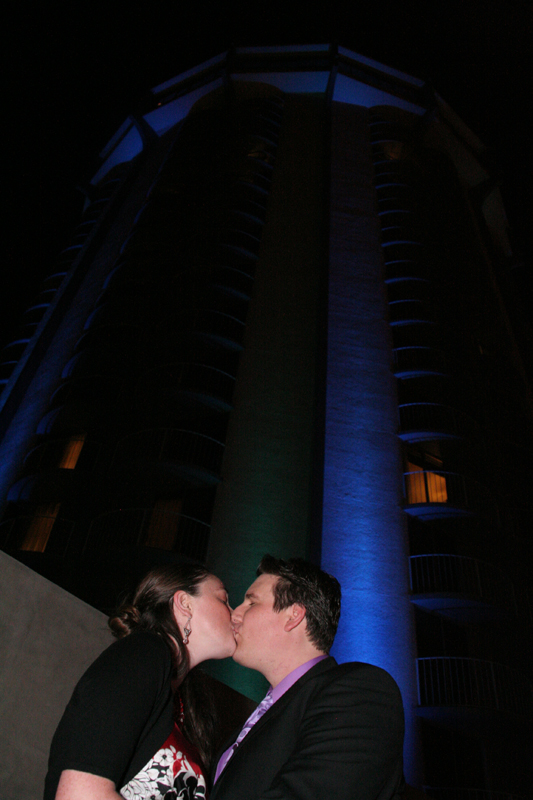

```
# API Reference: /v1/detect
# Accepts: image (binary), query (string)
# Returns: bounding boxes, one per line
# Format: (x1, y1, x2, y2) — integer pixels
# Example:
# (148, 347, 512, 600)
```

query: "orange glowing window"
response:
(144, 499, 183, 550)
(405, 460, 447, 504)
(383, 141, 403, 160)
(58, 434, 86, 469)
(20, 503, 61, 552)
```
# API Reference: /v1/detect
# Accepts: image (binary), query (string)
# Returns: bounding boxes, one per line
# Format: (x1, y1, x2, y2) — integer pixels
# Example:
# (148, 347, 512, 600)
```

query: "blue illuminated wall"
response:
(321, 102, 420, 783)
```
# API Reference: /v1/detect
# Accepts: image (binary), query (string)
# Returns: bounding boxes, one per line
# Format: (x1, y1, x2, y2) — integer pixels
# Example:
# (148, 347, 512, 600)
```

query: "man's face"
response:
(231, 573, 287, 674)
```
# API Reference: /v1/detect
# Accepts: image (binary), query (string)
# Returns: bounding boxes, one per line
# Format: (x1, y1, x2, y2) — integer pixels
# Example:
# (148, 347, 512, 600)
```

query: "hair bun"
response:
(108, 604, 141, 638)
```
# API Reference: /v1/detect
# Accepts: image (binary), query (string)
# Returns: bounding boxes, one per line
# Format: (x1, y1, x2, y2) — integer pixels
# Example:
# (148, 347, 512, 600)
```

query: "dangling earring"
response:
(183, 617, 192, 644)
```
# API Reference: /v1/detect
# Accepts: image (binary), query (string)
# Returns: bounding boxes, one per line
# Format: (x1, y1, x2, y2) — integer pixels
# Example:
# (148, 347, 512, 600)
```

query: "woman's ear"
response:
(172, 590, 193, 620)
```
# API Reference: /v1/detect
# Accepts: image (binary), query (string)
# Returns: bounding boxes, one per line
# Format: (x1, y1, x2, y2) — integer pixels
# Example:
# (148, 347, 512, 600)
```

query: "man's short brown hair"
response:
(257, 555, 341, 653)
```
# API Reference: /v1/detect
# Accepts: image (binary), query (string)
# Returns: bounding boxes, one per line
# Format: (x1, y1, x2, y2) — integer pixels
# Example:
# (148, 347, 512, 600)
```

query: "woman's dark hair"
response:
(108, 563, 217, 769)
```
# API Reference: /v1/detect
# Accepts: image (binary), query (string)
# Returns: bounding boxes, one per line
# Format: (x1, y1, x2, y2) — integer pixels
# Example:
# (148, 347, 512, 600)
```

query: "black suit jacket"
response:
(210, 657, 405, 800)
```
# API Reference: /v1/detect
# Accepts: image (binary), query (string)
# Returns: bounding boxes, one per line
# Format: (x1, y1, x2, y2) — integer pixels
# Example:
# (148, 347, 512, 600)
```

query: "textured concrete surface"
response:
(0, 552, 111, 800)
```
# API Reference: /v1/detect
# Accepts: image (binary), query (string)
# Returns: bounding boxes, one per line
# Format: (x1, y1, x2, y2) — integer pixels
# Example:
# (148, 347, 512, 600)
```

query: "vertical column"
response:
(321, 101, 421, 784)
(207, 95, 326, 700)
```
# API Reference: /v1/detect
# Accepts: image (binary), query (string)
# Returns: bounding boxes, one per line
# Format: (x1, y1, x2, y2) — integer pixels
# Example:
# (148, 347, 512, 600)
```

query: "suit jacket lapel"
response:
(212, 656, 338, 788)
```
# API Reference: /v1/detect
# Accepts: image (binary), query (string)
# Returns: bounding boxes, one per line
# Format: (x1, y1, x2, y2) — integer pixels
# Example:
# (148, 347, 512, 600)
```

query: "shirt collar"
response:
(270, 654, 329, 703)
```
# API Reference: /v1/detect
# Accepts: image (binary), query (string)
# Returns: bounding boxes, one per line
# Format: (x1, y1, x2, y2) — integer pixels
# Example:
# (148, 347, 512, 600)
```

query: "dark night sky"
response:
(4, 0, 532, 351)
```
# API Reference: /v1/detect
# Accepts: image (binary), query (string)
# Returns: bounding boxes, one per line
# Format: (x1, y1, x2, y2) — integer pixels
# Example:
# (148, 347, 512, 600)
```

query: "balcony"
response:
(423, 790, 526, 800)
(393, 347, 448, 377)
(388, 299, 433, 325)
(211, 266, 255, 301)
(0, 360, 18, 387)
(398, 403, 474, 441)
(416, 657, 533, 731)
(1, 340, 32, 364)
(0, 514, 75, 557)
(113, 428, 225, 485)
(227, 208, 265, 236)
(385, 260, 429, 284)
(228, 197, 267, 225)
(85, 507, 210, 561)
(50, 375, 123, 408)
(219, 228, 262, 260)
(22, 436, 103, 475)
(142, 362, 235, 410)
(404, 470, 491, 518)
(409, 555, 515, 620)
(194, 310, 246, 350)
(382, 241, 425, 265)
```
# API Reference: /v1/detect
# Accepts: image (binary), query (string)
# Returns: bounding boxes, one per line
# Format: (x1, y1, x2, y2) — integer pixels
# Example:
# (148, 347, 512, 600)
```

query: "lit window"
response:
(58, 434, 86, 469)
(144, 498, 183, 550)
(383, 141, 403, 160)
(20, 503, 61, 552)
(405, 460, 447, 504)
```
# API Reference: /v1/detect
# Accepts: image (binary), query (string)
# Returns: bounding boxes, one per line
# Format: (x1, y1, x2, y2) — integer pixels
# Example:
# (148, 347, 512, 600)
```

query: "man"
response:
(211, 555, 405, 800)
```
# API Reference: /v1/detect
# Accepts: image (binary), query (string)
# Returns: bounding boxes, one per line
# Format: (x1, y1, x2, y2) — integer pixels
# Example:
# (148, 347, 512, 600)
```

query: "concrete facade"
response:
(0, 552, 111, 799)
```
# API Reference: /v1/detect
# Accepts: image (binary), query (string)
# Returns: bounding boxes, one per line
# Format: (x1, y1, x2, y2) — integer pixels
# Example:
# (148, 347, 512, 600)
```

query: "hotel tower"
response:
(1, 45, 531, 797)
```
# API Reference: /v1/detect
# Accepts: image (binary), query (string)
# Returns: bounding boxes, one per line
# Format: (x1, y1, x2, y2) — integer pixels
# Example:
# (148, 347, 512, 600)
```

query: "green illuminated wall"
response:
(206, 95, 326, 699)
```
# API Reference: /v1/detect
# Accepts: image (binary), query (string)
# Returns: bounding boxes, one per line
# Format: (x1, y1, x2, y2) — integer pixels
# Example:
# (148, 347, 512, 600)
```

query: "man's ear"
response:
(173, 590, 193, 619)
(284, 603, 306, 632)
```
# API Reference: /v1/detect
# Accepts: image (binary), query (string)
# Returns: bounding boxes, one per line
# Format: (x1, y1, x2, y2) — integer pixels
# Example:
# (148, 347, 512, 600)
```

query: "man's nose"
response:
(231, 604, 244, 625)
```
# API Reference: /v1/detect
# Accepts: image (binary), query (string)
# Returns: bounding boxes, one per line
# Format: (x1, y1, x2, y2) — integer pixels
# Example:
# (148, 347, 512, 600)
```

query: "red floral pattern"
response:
(120, 723, 207, 800)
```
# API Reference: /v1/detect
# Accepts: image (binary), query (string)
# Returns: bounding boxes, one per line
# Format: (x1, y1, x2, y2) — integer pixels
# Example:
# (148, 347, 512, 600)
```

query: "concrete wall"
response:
(0, 553, 112, 800)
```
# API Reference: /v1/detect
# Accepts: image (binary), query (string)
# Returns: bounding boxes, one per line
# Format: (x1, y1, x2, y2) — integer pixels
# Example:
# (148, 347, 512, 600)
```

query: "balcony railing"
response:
(219, 229, 262, 259)
(114, 428, 225, 480)
(424, 789, 526, 800)
(404, 470, 491, 517)
(410, 555, 515, 614)
(399, 403, 473, 440)
(143, 362, 235, 409)
(211, 266, 255, 300)
(0, 515, 75, 556)
(392, 347, 447, 377)
(50, 375, 122, 407)
(388, 299, 433, 325)
(194, 310, 246, 349)
(23, 438, 102, 474)
(85, 507, 210, 561)
(417, 658, 533, 717)
(382, 241, 424, 264)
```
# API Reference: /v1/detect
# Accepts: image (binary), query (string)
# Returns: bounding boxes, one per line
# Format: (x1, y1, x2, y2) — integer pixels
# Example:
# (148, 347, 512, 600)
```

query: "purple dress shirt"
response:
(214, 655, 328, 783)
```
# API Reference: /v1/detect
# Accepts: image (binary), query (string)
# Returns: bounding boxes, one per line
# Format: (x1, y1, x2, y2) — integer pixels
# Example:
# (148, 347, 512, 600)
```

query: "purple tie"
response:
(214, 689, 274, 782)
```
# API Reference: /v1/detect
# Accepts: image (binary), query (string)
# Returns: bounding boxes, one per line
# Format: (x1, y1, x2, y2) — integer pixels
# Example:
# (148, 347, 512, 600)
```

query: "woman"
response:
(44, 563, 236, 800)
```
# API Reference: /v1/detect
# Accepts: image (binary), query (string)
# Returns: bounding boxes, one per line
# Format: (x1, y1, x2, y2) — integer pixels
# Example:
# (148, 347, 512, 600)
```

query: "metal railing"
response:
(417, 657, 533, 716)
(393, 347, 447, 376)
(0, 515, 75, 556)
(424, 788, 526, 800)
(114, 428, 225, 477)
(399, 403, 472, 438)
(143, 362, 236, 407)
(23, 438, 102, 474)
(404, 470, 489, 512)
(409, 555, 514, 612)
(195, 309, 246, 348)
(86, 507, 210, 561)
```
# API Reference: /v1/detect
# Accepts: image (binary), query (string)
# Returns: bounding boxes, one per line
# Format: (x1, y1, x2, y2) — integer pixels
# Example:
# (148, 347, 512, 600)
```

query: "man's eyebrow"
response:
(245, 590, 258, 600)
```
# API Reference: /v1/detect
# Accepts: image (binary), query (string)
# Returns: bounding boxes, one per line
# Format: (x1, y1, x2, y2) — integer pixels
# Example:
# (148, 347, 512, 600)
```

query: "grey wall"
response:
(0, 553, 112, 800)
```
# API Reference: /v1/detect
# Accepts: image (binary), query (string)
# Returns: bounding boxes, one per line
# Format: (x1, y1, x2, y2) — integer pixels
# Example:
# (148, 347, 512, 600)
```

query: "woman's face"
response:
(185, 575, 236, 666)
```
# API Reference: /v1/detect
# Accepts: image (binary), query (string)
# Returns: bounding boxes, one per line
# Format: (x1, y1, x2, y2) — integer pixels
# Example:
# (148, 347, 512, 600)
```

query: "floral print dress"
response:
(120, 723, 207, 800)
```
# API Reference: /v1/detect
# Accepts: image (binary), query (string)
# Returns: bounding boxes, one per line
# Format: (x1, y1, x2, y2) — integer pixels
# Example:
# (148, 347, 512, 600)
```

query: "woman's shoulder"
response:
(86, 630, 173, 681)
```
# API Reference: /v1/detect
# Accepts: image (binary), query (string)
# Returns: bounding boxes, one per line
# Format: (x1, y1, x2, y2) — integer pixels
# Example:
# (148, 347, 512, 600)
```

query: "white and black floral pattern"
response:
(120, 728, 207, 800)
